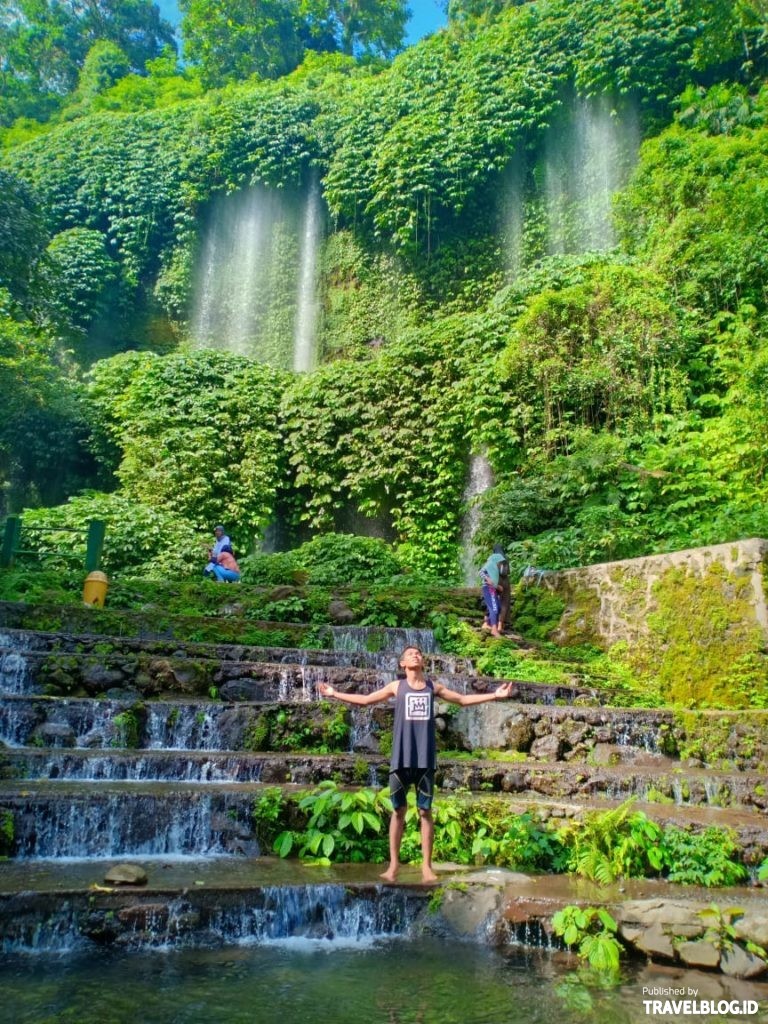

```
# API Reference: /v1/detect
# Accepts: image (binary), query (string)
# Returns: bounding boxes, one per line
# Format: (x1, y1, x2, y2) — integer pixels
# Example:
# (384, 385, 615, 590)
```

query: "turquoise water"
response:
(2, 938, 767, 1024)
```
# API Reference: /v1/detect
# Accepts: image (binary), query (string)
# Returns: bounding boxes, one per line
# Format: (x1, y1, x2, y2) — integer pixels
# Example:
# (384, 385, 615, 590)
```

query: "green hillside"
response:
(1, 0, 767, 579)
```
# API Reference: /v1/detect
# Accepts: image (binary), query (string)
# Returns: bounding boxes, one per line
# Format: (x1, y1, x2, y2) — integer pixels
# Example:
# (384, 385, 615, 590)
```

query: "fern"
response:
(560, 799, 663, 883)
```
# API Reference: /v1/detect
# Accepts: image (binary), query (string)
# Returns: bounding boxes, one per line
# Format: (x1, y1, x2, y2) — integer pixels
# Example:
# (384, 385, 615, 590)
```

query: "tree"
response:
(72, 40, 131, 103)
(300, 0, 409, 58)
(179, 0, 303, 85)
(179, 0, 408, 85)
(0, 1, 176, 125)
(0, 301, 94, 514)
(444, 0, 528, 24)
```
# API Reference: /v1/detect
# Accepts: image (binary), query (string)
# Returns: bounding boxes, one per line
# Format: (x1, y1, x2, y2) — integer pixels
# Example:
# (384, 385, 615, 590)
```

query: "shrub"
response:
(558, 800, 664, 883)
(241, 533, 406, 587)
(552, 906, 623, 973)
(660, 826, 748, 887)
(21, 491, 202, 578)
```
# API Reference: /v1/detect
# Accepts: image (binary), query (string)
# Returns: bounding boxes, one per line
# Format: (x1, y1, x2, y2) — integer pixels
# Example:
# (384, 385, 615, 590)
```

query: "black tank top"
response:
(390, 677, 436, 771)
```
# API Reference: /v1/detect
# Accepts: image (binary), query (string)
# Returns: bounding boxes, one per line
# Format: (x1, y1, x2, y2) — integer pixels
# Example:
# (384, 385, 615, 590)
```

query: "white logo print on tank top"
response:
(405, 692, 431, 720)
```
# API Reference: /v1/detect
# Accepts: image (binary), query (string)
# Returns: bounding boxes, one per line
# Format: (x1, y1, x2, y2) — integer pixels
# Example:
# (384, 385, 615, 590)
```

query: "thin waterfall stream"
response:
(191, 184, 323, 371)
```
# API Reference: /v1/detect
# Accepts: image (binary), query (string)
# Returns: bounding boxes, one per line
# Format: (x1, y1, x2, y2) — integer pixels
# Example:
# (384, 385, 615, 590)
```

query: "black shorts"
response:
(389, 767, 435, 811)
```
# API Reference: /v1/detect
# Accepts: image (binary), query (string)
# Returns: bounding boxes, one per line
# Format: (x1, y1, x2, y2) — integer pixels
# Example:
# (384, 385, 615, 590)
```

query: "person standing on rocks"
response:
(318, 645, 512, 884)
(497, 554, 512, 635)
(479, 544, 507, 638)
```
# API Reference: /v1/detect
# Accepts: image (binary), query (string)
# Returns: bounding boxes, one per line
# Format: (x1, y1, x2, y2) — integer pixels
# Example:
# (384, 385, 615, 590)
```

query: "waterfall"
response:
(2, 886, 421, 954)
(349, 707, 376, 752)
(191, 184, 323, 371)
(543, 95, 639, 255)
(502, 153, 526, 277)
(207, 885, 415, 946)
(459, 453, 494, 585)
(293, 182, 322, 372)
(12, 790, 256, 859)
(321, 626, 437, 655)
(145, 702, 226, 751)
(14, 749, 267, 784)
(0, 632, 32, 695)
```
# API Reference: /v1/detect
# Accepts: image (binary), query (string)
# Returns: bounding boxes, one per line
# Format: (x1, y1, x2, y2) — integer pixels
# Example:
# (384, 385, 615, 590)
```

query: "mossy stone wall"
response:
(526, 539, 768, 707)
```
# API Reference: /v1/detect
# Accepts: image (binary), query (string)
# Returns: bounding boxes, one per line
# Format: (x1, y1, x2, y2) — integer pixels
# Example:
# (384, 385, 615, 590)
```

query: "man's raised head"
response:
(399, 645, 424, 669)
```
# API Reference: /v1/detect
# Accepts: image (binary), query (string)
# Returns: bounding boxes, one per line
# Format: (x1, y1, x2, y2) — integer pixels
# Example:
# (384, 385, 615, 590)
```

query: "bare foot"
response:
(379, 868, 399, 883)
(421, 868, 438, 884)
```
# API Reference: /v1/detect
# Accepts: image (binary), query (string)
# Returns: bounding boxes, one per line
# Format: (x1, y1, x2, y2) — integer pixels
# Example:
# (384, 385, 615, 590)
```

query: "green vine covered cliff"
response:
(1, 0, 767, 578)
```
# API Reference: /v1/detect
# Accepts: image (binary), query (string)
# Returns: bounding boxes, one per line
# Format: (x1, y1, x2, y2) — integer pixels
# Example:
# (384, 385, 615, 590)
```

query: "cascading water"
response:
(542, 94, 639, 255)
(349, 707, 376, 752)
(206, 885, 416, 947)
(0, 632, 32, 695)
(191, 184, 323, 371)
(145, 702, 224, 751)
(11, 789, 256, 859)
(460, 452, 494, 585)
(501, 93, 639, 268)
(14, 749, 267, 784)
(501, 154, 527, 278)
(321, 626, 437, 655)
(293, 181, 322, 372)
(1, 885, 422, 954)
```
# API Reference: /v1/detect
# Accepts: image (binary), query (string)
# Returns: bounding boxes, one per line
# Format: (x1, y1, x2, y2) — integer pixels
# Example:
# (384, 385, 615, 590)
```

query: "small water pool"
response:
(2, 937, 766, 1024)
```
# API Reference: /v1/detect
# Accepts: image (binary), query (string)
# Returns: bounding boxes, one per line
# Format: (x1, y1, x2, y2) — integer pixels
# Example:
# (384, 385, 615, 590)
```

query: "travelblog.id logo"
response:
(642, 985, 761, 1017)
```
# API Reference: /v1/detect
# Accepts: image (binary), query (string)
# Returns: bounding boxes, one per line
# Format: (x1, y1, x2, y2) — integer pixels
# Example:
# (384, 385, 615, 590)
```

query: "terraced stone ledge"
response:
(3, 858, 768, 984)
(0, 602, 440, 649)
(4, 746, 766, 809)
(0, 627, 470, 674)
(4, 692, 766, 771)
(2, 766, 767, 860)
(3, 649, 605, 705)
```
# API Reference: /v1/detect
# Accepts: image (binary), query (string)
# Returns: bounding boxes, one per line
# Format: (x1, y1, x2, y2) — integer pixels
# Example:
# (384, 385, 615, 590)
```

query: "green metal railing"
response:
(0, 516, 105, 572)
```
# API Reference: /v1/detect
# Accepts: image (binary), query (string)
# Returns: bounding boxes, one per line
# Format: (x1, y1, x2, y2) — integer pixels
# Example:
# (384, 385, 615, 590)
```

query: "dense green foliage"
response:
(242, 534, 406, 586)
(20, 492, 201, 577)
(0, 0, 175, 126)
(1, 0, 768, 595)
(265, 786, 751, 888)
(87, 350, 286, 536)
(281, 328, 469, 574)
(180, 0, 407, 86)
(0, 302, 94, 516)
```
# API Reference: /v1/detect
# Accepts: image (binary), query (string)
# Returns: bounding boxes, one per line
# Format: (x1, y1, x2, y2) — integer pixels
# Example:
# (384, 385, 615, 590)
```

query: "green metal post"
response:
(0, 516, 22, 568)
(84, 520, 106, 572)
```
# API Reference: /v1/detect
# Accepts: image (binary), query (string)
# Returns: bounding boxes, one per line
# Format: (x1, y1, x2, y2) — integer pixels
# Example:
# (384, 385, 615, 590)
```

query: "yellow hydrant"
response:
(82, 570, 109, 607)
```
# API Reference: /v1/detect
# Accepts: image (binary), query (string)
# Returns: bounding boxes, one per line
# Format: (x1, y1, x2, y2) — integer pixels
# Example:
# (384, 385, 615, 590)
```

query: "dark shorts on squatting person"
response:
(389, 767, 435, 810)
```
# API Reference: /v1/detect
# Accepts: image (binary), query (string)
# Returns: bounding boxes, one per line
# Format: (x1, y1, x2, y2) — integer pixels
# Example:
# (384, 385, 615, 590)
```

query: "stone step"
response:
(3, 695, 766, 771)
(0, 867, 428, 952)
(0, 627, 471, 674)
(1, 773, 766, 861)
(446, 703, 768, 771)
(0, 602, 440, 651)
(2, 750, 766, 810)
(2, 856, 767, 974)
(0, 855, 395, 895)
(1, 645, 605, 702)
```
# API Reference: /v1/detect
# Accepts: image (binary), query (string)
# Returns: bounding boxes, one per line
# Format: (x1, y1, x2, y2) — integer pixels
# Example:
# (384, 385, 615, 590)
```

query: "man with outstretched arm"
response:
(318, 645, 513, 884)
